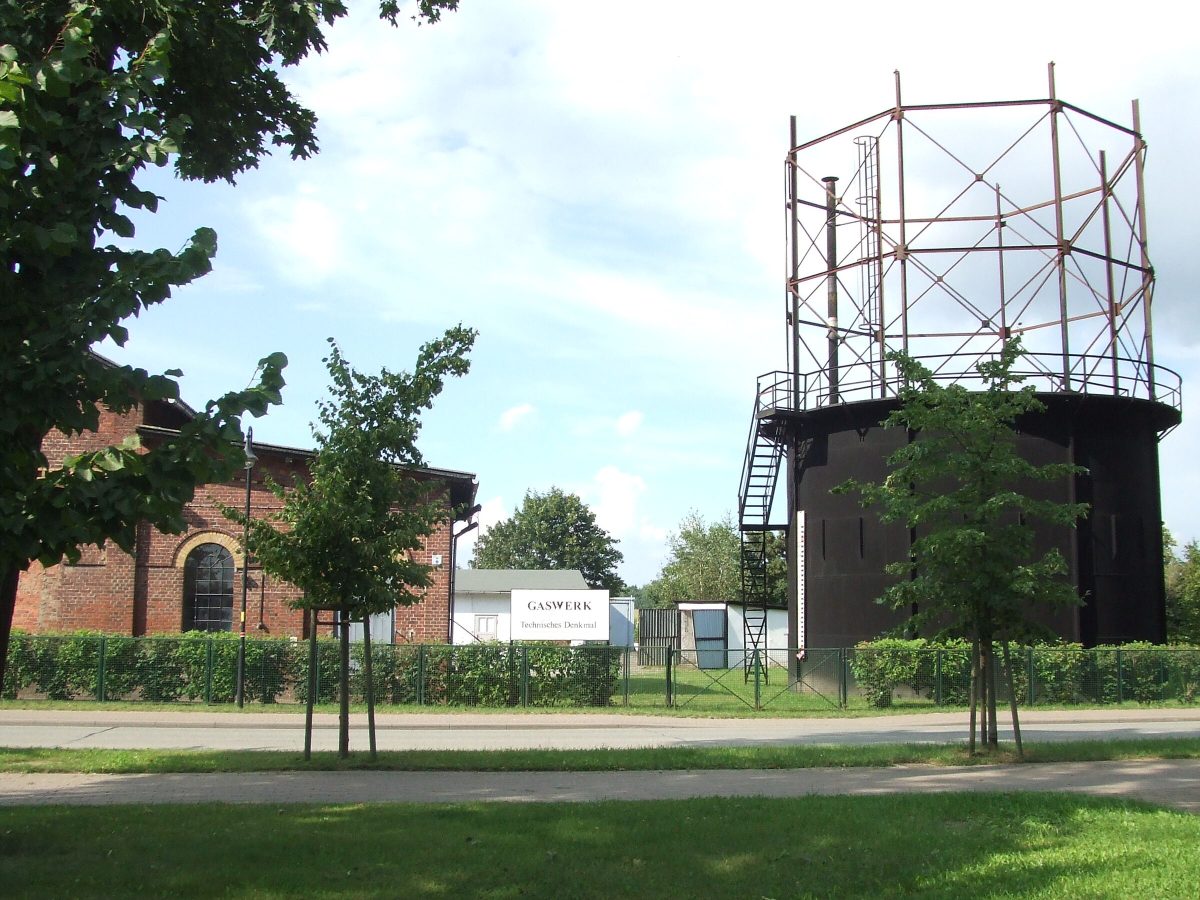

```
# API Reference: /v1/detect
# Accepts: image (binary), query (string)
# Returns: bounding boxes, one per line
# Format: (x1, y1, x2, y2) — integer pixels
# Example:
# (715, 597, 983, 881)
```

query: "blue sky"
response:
(103, 0, 1200, 586)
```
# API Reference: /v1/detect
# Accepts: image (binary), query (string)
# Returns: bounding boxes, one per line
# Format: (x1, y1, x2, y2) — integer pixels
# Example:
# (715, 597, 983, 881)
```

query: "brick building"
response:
(14, 396, 477, 643)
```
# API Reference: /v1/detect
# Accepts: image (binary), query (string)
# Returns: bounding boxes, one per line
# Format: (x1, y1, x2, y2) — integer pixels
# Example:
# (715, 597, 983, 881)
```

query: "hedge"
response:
(849, 638, 1200, 708)
(2, 631, 625, 708)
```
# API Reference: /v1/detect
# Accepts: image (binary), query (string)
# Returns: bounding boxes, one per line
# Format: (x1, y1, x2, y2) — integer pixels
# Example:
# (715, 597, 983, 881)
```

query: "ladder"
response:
(855, 135, 885, 392)
(737, 404, 785, 681)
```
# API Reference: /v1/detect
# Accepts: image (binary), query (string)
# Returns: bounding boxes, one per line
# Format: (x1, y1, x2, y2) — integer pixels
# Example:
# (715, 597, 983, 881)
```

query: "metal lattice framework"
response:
(738, 66, 1184, 661)
(774, 64, 1181, 416)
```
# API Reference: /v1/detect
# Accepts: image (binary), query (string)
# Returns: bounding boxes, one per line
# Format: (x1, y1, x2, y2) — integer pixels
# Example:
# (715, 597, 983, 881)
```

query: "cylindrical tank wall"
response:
(789, 394, 1174, 648)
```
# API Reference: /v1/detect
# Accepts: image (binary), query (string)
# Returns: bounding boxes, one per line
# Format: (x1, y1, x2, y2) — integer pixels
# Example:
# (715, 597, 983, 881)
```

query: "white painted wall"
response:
(725, 605, 790, 667)
(450, 592, 511, 644)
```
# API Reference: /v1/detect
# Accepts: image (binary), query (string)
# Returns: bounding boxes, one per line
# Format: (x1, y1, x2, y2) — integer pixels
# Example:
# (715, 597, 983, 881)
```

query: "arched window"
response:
(183, 543, 235, 632)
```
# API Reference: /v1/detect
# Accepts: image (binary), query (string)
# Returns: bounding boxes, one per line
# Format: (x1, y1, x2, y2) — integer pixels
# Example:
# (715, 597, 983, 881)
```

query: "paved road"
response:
(2, 760, 1198, 812)
(1, 707, 1198, 752)
(2, 709, 1198, 812)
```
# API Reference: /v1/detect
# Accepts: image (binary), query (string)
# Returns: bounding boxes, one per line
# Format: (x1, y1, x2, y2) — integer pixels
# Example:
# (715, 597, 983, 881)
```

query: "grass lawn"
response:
(2, 793, 1197, 898)
(2, 738, 1198, 774)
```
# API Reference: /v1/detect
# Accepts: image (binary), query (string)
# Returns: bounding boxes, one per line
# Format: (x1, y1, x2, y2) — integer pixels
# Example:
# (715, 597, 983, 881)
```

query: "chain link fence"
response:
(2, 633, 628, 708)
(655, 644, 1200, 712)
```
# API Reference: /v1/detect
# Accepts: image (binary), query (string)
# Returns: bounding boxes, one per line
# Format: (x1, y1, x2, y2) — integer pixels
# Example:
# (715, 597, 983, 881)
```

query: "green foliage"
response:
(288, 639, 343, 705)
(0, 0, 459, 694)
(641, 514, 787, 608)
(641, 512, 739, 605)
(837, 339, 1087, 645)
(1165, 530, 1200, 644)
(3, 633, 623, 707)
(849, 638, 929, 708)
(849, 637, 1200, 708)
(471, 487, 625, 592)
(231, 331, 475, 617)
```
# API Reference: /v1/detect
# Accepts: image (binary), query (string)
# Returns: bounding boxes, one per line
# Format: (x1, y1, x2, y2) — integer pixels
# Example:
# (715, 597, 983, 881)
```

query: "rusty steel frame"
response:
(778, 64, 1181, 417)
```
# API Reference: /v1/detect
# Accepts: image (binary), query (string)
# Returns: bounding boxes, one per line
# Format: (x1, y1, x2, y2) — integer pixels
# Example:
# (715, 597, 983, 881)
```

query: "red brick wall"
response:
(15, 402, 461, 642)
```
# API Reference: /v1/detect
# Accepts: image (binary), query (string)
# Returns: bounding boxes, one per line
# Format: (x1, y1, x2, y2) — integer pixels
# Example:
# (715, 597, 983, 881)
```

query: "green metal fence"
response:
(657, 645, 1200, 711)
(2, 633, 628, 708)
(6, 634, 1199, 710)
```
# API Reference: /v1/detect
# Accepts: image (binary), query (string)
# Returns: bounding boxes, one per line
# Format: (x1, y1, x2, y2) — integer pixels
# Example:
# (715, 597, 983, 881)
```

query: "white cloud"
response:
(615, 410, 643, 437)
(245, 190, 347, 285)
(498, 403, 536, 432)
(587, 465, 646, 539)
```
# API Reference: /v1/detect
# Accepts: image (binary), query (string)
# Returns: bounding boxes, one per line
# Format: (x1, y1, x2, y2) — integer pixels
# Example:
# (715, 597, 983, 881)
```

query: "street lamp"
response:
(235, 427, 257, 708)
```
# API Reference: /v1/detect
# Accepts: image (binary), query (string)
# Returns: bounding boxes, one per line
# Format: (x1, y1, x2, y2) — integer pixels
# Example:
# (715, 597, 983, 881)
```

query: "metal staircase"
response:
(737, 396, 787, 680)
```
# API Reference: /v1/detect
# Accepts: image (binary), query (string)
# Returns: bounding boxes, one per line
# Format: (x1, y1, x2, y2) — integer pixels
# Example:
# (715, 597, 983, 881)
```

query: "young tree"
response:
(228, 328, 476, 757)
(471, 488, 625, 593)
(0, 1, 458, 694)
(1165, 530, 1200, 644)
(640, 513, 787, 608)
(838, 339, 1087, 752)
(643, 512, 740, 605)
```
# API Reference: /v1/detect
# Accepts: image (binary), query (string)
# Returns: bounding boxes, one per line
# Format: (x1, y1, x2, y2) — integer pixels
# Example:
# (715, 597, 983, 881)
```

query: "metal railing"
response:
(754, 352, 1183, 416)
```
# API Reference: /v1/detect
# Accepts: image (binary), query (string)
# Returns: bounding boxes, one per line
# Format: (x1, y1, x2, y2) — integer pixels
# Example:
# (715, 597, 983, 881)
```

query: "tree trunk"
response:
(362, 611, 377, 761)
(968, 639, 978, 756)
(0, 564, 24, 699)
(984, 639, 999, 750)
(977, 641, 990, 751)
(979, 643, 998, 753)
(338, 608, 350, 759)
(304, 608, 317, 761)
(1002, 640, 1023, 759)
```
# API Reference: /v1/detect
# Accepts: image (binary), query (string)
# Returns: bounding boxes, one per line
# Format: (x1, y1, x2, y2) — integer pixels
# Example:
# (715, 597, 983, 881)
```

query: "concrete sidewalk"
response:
(2, 760, 1198, 812)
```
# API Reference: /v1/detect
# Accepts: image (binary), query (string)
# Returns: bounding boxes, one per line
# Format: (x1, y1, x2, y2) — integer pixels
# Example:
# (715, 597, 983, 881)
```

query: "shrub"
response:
(1, 630, 35, 699)
(849, 639, 927, 708)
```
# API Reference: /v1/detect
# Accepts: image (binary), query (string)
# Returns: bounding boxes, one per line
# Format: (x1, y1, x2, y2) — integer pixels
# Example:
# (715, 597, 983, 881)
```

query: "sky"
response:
(103, 0, 1200, 587)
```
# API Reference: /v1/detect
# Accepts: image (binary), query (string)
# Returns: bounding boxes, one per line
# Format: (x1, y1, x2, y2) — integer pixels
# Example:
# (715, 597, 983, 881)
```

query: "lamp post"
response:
(235, 427, 257, 708)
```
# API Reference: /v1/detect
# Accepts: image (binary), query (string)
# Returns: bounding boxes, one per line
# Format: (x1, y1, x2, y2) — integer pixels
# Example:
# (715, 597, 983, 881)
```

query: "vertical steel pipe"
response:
(824, 175, 840, 404)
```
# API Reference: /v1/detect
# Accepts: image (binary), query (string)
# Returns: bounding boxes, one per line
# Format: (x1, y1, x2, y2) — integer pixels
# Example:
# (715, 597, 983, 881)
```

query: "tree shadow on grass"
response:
(2, 793, 1198, 898)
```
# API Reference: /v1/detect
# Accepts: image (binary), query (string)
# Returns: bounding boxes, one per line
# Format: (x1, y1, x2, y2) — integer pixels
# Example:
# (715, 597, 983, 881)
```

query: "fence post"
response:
(623, 648, 630, 706)
(260, 642, 269, 704)
(1116, 649, 1124, 704)
(521, 645, 529, 707)
(753, 649, 762, 710)
(417, 644, 426, 706)
(96, 636, 107, 702)
(1026, 646, 1035, 707)
(204, 637, 214, 705)
(314, 640, 321, 704)
(665, 648, 673, 708)
(839, 648, 848, 708)
(934, 648, 943, 705)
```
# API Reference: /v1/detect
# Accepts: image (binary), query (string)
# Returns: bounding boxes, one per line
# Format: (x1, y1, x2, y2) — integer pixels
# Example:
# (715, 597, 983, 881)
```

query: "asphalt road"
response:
(1, 707, 1198, 752)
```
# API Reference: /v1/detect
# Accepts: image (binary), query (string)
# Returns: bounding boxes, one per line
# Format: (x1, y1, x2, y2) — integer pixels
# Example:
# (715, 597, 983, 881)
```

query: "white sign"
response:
(511, 589, 610, 641)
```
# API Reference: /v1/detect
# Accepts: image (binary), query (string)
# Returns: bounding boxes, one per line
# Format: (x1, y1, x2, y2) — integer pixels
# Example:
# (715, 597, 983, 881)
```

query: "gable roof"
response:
(455, 569, 590, 593)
